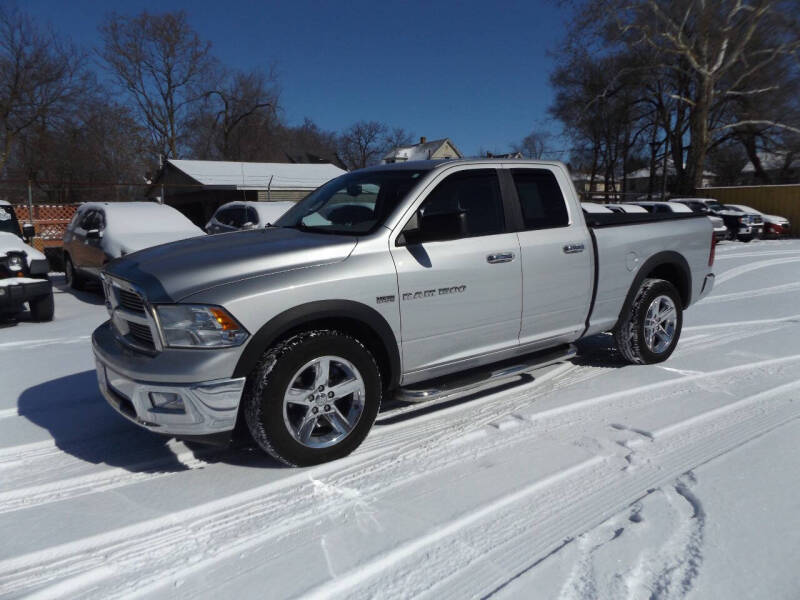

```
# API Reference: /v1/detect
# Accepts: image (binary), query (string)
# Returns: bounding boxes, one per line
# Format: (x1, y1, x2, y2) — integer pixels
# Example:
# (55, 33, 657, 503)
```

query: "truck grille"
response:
(127, 321, 155, 348)
(117, 289, 145, 313)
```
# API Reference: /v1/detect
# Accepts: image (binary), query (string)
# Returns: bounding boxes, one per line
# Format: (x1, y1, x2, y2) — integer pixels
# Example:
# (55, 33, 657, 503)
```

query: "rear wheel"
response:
(614, 278, 683, 364)
(29, 291, 54, 322)
(64, 256, 84, 290)
(243, 330, 382, 466)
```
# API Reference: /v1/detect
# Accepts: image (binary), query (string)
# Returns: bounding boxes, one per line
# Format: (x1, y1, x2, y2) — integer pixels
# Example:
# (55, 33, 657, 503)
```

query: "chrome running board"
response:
(395, 343, 576, 404)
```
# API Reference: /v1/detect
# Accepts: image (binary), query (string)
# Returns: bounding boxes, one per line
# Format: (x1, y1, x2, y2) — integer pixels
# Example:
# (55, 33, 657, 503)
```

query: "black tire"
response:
(29, 291, 54, 322)
(614, 278, 683, 365)
(243, 329, 382, 466)
(64, 255, 84, 290)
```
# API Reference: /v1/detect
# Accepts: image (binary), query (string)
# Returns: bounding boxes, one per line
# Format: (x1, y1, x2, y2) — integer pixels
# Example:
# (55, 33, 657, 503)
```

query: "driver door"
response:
(391, 168, 522, 378)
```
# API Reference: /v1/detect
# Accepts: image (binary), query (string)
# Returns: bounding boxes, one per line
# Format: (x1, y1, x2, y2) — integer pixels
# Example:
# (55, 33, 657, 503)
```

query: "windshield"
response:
(275, 169, 430, 235)
(707, 201, 725, 211)
(0, 205, 21, 237)
(723, 205, 743, 212)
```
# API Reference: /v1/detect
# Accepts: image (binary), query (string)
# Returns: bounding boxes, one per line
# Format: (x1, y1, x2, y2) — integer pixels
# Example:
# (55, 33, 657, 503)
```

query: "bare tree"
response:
(572, 0, 800, 192)
(99, 10, 214, 159)
(512, 130, 551, 159)
(338, 120, 389, 169)
(383, 127, 415, 152)
(0, 6, 88, 173)
(189, 67, 280, 160)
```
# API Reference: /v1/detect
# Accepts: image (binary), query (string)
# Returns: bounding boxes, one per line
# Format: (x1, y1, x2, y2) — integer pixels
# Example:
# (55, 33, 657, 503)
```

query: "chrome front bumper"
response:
(93, 321, 246, 436)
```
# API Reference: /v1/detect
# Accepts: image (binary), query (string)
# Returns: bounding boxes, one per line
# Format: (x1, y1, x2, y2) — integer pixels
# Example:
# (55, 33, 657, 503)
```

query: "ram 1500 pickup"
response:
(92, 160, 715, 466)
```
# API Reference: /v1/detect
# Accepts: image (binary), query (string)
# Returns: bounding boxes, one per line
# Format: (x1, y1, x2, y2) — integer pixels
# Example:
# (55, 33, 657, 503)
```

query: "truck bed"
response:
(581, 212, 712, 337)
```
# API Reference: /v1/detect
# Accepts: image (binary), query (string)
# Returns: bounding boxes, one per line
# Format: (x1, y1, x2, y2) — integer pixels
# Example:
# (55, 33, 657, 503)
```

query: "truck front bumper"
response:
(0, 277, 51, 314)
(92, 320, 246, 437)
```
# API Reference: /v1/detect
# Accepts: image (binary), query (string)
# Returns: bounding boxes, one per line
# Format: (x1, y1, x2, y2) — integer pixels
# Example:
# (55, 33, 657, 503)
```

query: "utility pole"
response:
(27, 178, 33, 222)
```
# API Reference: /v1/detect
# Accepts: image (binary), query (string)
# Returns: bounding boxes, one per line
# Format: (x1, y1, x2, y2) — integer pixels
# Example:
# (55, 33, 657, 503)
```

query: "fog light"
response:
(149, 392, 185, 413)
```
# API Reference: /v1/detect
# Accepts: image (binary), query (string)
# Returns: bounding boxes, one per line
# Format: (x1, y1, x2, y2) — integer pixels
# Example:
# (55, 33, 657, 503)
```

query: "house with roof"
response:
(382, 137, 463, 164)
(147, 159, 346, 225)
(740, 151, 800, 184)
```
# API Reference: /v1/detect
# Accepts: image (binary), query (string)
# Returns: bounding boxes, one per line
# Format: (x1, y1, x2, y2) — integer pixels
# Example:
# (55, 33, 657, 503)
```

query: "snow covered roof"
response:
(741, 151, 800, 173)
(382, 138, 462, 163)
(168, 159, 346, 190)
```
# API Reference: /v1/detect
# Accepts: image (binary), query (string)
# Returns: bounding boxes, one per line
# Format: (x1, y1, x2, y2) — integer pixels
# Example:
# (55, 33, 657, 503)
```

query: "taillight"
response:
(709, 231, 715, 267)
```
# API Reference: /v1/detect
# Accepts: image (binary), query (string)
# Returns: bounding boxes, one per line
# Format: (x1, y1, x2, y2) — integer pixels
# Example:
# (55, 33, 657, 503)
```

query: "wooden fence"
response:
(12, 204, 79, 251)
(697, 185, 800, 235)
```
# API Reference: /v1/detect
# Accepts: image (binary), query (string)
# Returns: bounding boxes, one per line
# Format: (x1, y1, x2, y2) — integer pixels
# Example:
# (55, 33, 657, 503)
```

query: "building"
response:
(147, 159, 347, 225)
(382, 137, 463, 164)
(741, 151, 800, 184)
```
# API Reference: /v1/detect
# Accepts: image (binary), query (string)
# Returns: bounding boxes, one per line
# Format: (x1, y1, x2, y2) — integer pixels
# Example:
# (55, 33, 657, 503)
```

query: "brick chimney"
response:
(419, 136, 426, 144)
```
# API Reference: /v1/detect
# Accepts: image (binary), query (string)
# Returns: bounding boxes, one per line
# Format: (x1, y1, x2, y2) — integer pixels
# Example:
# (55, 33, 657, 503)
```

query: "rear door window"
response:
(510, 169, 569, 230)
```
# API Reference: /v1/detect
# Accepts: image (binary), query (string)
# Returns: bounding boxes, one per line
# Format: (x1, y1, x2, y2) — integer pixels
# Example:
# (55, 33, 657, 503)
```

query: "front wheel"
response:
(614, 278, 683, 364)
(29, 291, 54, 322)
(243, 330, 382, 466)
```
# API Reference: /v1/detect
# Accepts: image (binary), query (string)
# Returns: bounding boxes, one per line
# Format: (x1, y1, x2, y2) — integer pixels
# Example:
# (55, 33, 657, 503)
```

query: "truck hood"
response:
(104, 227, 357, 302)
(0, 231, 46, 262)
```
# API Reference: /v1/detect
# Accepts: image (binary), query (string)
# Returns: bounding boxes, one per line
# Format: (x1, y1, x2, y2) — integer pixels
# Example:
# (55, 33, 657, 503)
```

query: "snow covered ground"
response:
(1, 239, 799, 599)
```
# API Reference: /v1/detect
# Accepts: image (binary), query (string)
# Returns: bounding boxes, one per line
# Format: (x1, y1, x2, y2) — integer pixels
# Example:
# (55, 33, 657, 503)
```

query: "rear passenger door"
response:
(510, 168, 593, 347)
(391, 168, 522, 377)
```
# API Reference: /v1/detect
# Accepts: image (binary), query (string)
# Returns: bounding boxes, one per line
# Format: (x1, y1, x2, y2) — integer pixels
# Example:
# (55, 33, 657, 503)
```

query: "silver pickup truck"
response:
(93, 160, 715, 466)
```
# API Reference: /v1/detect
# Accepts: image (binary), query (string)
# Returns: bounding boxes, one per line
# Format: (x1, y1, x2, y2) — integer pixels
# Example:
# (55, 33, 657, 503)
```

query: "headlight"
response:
(7, 254, 24, 271)
(155, 305, 249, 348)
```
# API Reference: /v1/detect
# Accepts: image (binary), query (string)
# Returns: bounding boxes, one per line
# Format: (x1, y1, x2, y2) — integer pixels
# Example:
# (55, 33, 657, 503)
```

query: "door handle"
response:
(563, 243, 585, 254)
(487, 252, 515, 264)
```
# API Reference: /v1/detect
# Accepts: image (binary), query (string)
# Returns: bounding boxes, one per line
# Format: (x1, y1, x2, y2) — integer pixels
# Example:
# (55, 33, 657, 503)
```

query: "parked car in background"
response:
(672, 198, 761, 242)
(206, 201, 295, 234)
(0, 200, 53, 321)
(580, 202, 614, 213)
(604, 203, 649, 214)
(720, 204, 764, 242)
(667, 199, 727, 241)
(628, 200, 695, 215)
(724, 204, 790, 238)
(63, 202, 204, 289)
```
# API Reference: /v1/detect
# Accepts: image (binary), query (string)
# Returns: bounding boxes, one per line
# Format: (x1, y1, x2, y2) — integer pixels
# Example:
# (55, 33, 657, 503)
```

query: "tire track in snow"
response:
(3, 355, 800, 598)
(0, 335, 90, 351)
(697, 280, 800, 304)
(714, 256, 800, 285)
(326, 381, 800, 600)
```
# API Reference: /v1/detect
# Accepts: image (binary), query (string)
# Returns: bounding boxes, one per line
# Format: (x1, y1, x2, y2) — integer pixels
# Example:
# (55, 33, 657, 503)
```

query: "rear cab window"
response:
(510, 169, 569, 230)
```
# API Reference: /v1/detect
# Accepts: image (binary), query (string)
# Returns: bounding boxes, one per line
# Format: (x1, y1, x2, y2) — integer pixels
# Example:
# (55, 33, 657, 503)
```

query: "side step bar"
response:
(395, 343, 576, 404)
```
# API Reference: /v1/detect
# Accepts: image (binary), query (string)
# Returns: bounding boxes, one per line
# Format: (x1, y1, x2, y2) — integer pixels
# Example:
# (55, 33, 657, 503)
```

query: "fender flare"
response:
(616, 251, 692, 328)
(232, 299, 401, 389)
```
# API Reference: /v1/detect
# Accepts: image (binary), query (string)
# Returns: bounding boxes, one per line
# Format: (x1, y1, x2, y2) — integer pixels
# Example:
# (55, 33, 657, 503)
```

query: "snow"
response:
(1, 239, 800, 598)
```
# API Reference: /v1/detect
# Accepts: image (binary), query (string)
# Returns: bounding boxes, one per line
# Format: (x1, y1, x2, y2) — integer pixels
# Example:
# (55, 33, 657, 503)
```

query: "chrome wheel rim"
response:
(282, 355, 366, 449)
(643, 295, 677, 354)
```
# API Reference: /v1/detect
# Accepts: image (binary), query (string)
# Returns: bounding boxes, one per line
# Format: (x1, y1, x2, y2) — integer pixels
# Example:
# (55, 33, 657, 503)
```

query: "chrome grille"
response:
(127, 321, 155, 348)
(117, 289, 145, 313)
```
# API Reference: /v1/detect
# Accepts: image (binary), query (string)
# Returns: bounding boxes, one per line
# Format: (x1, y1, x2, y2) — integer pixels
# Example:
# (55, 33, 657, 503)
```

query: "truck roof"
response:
(359, 158, 569, 172)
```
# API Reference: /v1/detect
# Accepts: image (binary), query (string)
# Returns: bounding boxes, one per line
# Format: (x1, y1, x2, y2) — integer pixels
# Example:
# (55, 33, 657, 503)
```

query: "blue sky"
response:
(24, 0, 569, 158)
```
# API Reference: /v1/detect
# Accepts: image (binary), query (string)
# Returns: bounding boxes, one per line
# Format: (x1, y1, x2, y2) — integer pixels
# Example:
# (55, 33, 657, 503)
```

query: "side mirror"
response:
(86, 229, 102, 240)
(22, 223, 35, 239)
(399, 210, 467, 245)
